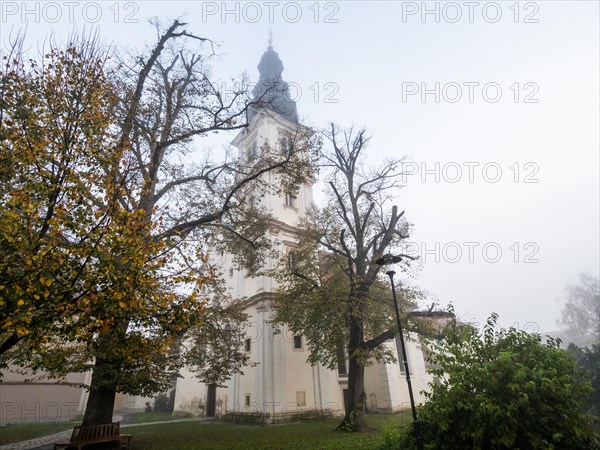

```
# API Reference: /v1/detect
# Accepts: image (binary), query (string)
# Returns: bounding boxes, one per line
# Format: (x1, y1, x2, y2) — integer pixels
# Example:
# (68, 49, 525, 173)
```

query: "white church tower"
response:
(220, 42, 345, 419)
(173, 42, 345, 420)
(173, 41, 433, 421)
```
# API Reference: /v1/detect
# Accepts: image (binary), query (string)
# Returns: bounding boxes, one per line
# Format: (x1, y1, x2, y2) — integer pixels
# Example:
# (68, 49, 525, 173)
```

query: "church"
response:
(172, 42, 433, 421)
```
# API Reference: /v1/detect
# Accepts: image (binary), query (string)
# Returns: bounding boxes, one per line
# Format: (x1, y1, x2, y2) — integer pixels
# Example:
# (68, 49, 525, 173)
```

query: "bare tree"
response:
(74, 20, 317, 425)
(559, 272, 600, 343)
(272, 124, 420, 431)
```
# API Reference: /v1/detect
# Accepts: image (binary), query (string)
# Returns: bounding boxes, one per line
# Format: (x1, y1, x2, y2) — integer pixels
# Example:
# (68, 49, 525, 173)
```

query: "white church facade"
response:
(172, 43, 433, 421)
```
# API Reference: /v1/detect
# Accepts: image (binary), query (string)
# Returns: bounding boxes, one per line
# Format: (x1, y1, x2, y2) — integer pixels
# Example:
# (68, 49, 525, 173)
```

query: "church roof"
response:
(249, 42, 298, 124)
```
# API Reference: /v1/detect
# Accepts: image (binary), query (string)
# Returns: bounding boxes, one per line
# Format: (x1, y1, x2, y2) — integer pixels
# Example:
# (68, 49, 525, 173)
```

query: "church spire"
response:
(249, 34, 298, 124)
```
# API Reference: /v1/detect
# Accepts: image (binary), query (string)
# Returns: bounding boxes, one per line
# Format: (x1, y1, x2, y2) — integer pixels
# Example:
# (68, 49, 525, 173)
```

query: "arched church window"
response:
(285, 192, 297, 208)
(395, 335, 411, 375)
(293, 335, 303, 350)
(248, 142, 258, 160)
(369, 393, 378, 411)
(287, 250, 297, 271)
(296, 391, 306, 407)
(336, 342, 347, 376)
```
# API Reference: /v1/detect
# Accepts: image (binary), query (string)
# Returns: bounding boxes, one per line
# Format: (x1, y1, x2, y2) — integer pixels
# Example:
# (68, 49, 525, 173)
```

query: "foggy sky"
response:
(2, 1, 598, 333)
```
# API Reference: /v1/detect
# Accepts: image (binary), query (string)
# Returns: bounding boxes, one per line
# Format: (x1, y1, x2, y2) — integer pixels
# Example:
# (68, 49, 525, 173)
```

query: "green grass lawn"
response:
(0, 421, 77, 445)
(0, 412, 181, 445)
(129, 412, 187, 424)
(126, 414, 407, 450)
(0, 413, 407, 448)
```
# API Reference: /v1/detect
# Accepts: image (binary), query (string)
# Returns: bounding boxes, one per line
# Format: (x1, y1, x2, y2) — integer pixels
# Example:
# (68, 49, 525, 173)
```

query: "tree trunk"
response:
(337, 319, 369, 432)
(82, 356, 119, 425)
(0, 332, 21, 356)
(337, 355, 369, 431)
(82, 342, 120, 425)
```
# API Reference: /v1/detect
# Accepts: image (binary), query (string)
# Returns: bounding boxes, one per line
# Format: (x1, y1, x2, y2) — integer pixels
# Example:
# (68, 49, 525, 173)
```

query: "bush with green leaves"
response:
(567, 342, 600, 415)
(153, 393, 172, 413)
(383, 314, 599, 450)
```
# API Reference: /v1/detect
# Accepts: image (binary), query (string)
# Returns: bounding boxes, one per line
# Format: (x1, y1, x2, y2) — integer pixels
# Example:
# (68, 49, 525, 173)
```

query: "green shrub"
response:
(411, 314, 600, 449)
(567, 343, 600, 416)
(376, 421, 416, 450)
(153, 393, 172, 413)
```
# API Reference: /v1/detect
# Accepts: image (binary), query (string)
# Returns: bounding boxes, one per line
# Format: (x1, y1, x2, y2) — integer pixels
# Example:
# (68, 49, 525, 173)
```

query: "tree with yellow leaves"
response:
(0, 38, 130, 359)
(1, 35, 208, 422)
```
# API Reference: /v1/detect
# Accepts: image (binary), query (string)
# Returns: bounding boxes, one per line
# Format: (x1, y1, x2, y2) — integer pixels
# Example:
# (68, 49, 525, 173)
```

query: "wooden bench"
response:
(54, 422, 131, 450)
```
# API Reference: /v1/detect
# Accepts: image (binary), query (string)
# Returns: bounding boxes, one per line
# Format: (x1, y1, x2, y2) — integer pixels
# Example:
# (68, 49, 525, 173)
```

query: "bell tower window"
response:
(247, 141, 258, 160)
(285, 192, 297, 208)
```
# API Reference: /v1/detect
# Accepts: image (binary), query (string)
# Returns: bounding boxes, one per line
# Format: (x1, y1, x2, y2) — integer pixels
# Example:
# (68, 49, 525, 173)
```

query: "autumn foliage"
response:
(0, 41, 207, 392)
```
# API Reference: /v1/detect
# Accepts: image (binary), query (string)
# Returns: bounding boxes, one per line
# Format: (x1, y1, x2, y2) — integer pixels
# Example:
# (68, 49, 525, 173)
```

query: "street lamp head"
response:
(375, 253, 402, 276)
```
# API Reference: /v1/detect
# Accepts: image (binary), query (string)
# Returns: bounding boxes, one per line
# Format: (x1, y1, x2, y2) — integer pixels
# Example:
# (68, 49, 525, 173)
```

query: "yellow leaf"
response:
(119, 301, 126, 308)
(16, 327, 30, 337)
(17, 299, 24, 306)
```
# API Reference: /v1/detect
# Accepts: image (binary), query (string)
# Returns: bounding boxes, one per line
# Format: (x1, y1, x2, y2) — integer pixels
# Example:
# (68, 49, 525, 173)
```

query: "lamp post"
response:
(375, 253, 423, 450)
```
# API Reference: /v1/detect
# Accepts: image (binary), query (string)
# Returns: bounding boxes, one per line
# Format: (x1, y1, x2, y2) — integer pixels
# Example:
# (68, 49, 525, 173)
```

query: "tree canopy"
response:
(559, 272, 599, 343)
(0, 40, 151, 363)
(0, 37, 207, 407)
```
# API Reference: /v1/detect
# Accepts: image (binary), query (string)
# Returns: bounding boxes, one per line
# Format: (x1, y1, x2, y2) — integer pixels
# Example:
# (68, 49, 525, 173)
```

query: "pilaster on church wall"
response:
(364, 335, 433, 413)
(406, 336, 433, 404)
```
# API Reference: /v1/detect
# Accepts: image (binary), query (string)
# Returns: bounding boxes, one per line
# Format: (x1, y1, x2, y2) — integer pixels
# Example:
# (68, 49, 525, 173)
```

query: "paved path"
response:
(0, 417, 210, 450)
